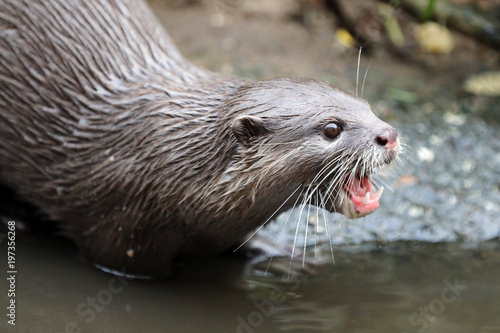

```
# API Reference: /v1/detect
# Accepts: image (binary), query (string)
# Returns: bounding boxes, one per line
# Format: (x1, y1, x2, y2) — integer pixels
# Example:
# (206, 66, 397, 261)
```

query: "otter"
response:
(0, 0, 400, 277)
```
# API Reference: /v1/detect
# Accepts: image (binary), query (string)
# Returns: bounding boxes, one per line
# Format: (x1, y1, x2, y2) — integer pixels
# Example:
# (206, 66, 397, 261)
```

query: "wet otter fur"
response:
(0, 0, 400, 276)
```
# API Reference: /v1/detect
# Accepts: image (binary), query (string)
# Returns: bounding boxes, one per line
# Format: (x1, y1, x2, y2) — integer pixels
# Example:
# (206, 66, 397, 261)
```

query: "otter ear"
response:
(232, 115, 268, 144)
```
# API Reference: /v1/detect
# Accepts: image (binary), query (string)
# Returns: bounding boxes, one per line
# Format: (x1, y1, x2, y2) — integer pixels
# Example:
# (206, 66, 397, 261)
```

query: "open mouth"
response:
(343, 175, 384, 217)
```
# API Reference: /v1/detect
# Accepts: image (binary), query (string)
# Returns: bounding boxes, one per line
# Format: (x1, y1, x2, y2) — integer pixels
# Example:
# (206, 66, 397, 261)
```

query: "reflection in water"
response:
(241, 242, 500, 333)
(1, 237, 499, 333)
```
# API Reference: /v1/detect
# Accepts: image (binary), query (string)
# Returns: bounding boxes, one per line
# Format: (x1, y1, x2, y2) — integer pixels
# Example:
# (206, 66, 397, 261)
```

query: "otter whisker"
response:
(330, 167, 350, 205)
(303, 161, 342, 204)
(323, 169, 345, 205)
(360, 58, 373, 99)
(335, 154, 360, 201)
(264, 187, 305, 276)
(348, 154, 362, 180)
(313, 148, 347, 181)
(314, 195, 320, 259)
(359, 153, 369, 179)
(314, 168, 344, 206)
(233, 184, 302, 252)
(356, 46, 362, 98)
(371, 176, 392, 194)
(299, 153, 344, 207)
(259, 141, 302, 146)
(288, 205, 305, 277)
(319, 192, 335, 266)
(310, 149, 350, 191)
(302, 202, 313, 267)
(396, 143, 412, 166)
(323, 151, 357, 204)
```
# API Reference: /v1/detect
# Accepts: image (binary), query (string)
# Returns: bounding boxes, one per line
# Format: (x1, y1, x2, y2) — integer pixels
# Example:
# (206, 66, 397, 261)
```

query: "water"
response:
(2, 238, 500, 333)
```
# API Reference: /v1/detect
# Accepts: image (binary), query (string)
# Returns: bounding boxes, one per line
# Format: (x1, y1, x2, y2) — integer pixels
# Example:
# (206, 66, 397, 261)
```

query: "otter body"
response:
(0, 0, 399, 276)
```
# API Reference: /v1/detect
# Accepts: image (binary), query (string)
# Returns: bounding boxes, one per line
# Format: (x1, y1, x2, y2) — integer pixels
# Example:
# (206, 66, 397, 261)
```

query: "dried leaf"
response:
(335, 28, 355, 48)
(464, 71, 500, 96)
(414, 22, 454, 54)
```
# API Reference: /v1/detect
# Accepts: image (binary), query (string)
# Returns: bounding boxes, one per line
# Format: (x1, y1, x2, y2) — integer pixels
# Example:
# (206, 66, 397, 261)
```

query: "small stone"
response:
(417, 147, 435, 163)
(429, 134, 444, 146)
(443, 112, 466, 126)
(408, 206, 424, 218)
(462, 160, 475, 172)
(307, 214, 317, 224)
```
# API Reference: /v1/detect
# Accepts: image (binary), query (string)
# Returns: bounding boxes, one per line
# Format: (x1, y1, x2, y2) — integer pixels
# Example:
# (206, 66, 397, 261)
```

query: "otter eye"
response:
(323, 122, 342, 139)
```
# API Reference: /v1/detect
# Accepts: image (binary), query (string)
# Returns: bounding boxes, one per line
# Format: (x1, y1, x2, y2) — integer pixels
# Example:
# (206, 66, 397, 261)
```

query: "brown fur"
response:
(0, 0, 399, 276)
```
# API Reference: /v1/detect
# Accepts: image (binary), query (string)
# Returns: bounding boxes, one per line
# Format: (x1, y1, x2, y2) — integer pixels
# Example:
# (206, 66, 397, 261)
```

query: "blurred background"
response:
(2, 0, 500, 332)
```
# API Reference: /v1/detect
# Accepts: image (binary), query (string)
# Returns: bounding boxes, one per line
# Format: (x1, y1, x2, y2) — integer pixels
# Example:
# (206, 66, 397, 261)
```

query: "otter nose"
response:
(376, 128, 398, 149)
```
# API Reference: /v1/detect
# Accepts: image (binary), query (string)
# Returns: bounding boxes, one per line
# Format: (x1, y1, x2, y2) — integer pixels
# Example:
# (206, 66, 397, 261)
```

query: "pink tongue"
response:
(346, 176, 381, 214)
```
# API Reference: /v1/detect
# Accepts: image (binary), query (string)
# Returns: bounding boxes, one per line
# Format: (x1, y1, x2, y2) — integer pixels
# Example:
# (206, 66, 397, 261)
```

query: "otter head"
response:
(229, 78, 400, 219)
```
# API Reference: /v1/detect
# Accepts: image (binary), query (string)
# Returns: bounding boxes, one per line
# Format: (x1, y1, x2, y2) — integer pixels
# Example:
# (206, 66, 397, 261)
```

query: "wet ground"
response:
(2, 1, 500, 332)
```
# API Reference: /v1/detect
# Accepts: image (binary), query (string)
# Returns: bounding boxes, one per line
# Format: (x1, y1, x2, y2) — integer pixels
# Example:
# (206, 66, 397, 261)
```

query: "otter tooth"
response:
(362, 192, 371, 205)
(374, 186, 385, 199)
